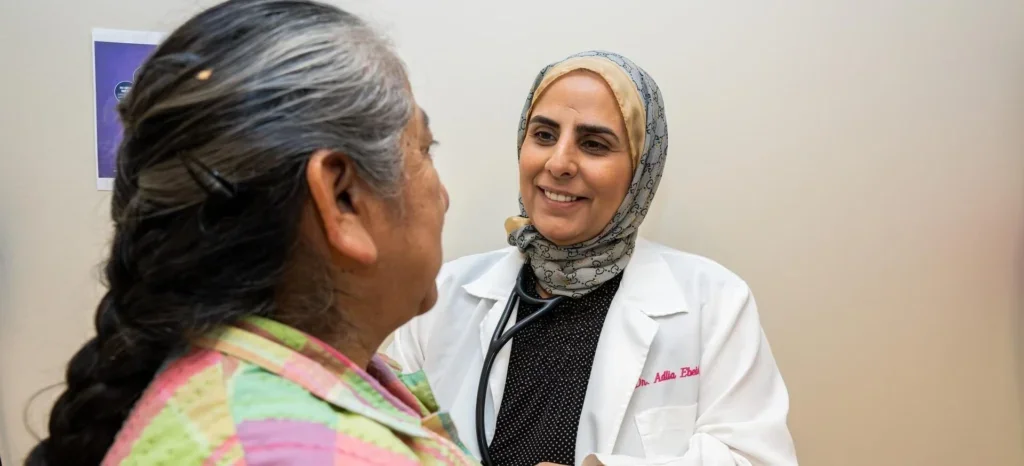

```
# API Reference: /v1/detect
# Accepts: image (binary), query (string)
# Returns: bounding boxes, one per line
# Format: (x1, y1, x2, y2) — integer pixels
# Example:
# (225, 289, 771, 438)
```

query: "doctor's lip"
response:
(537, 186, 587, 202)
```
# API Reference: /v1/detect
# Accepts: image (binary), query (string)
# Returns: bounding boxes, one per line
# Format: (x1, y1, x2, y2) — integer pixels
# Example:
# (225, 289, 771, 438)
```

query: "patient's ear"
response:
(306, 149, 378, 266)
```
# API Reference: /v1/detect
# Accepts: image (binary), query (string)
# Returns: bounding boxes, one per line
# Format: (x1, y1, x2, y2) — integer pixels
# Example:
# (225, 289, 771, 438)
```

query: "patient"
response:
(25, 0, 471, 465)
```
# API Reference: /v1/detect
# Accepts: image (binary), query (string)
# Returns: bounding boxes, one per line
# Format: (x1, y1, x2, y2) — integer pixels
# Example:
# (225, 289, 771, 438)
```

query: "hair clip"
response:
(195, 69, 213, 80)
(178, 153, 237, 199)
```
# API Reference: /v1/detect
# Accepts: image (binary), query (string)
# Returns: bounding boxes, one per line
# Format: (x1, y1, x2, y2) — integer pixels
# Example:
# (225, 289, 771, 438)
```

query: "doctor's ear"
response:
(306, 149, 378, 266)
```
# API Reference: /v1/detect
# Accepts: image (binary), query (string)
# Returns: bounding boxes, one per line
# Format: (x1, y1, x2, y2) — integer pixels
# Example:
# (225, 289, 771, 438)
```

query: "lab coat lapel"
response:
(478, 297, 514, 419)
(463, 248, 526, 441)
(576, 239, 689, 459)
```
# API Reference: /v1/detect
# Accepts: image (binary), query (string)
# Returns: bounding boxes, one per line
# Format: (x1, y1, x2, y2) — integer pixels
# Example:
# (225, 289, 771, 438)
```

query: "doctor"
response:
(388, 51, 798, 466)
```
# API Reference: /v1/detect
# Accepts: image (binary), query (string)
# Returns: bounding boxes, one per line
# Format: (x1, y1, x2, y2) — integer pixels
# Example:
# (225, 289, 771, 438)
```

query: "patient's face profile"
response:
(366, 105, 448, 320)
(393, 107, 448, 315)
(519, 70, 632, 246)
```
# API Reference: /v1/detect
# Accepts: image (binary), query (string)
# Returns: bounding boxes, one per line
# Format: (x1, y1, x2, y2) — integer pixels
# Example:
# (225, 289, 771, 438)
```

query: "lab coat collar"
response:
(462, 239, 688, 317)
(462, 246, 524, 302)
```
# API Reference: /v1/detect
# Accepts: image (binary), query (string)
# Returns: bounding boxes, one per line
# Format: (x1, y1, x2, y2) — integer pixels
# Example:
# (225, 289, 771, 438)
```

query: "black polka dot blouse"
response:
(487, 264, 623, 466)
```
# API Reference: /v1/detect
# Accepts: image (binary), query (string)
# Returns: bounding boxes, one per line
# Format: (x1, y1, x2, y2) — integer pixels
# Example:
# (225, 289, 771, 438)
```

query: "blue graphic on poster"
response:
(93, 29, 164, 190)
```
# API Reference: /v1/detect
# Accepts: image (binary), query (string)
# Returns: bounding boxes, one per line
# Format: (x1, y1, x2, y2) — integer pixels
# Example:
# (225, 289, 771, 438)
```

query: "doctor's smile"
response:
(540, 187, 584, 204)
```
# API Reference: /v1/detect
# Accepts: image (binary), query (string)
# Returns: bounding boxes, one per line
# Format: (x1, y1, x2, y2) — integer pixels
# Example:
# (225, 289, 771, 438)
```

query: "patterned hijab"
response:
(505, 51, 668, 298)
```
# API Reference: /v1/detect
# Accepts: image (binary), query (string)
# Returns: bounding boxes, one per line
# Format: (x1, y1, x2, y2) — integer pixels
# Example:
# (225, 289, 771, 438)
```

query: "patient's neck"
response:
(336, 341, 375, 369)
(318, 323, 383, 369)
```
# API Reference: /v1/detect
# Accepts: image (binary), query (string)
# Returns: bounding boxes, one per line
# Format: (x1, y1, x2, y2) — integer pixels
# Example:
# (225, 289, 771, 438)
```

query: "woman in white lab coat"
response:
(388, 51, 798, 466)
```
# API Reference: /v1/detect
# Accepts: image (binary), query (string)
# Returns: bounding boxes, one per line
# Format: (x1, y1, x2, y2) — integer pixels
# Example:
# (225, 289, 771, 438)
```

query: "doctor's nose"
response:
(545, 141, 578, 179)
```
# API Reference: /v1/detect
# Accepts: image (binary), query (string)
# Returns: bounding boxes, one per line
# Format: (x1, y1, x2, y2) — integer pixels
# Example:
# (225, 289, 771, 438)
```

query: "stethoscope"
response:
(474, 266, 566, 466)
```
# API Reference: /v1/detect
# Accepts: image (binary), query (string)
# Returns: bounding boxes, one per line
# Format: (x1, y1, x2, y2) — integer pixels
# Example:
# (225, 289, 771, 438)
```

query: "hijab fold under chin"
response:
(505, 51, 668, 298)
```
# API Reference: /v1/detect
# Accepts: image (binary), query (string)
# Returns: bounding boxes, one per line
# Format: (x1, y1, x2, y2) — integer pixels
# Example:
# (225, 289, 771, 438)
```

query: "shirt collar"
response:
(194, 316, 430, 437)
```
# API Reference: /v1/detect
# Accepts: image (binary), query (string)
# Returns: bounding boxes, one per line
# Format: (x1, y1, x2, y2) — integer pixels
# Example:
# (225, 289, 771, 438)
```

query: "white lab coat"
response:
(387, 238, 798, 466)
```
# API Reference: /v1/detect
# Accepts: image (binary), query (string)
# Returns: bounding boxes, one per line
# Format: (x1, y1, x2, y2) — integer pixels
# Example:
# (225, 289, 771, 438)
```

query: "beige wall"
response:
(1, 0, 1022, 465)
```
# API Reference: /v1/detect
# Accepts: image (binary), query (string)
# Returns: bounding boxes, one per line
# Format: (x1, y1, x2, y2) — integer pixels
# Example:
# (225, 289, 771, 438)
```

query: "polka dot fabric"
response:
(488, 265, 623, 466)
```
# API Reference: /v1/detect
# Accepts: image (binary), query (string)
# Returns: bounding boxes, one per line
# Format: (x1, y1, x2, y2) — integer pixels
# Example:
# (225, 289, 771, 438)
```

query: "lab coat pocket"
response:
(634, 404, 698, 458)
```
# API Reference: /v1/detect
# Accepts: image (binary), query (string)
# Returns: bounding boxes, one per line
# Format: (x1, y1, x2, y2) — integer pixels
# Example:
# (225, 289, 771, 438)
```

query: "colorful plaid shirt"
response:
(102, 317, 477, 465)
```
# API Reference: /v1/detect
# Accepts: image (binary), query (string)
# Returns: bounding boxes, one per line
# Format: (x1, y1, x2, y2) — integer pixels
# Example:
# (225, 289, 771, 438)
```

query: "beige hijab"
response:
(505, 51, 668, 297)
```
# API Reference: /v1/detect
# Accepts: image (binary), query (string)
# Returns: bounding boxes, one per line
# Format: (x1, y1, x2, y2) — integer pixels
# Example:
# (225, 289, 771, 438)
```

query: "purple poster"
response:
(92, 29, 164, 190)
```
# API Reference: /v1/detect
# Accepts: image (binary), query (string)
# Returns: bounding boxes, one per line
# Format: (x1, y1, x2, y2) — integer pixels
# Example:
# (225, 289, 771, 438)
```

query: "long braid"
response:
(29, 230, 161, 464)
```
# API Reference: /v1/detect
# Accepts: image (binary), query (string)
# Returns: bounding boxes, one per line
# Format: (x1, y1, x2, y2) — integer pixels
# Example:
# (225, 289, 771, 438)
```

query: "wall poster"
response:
(92, 28, 164, 190)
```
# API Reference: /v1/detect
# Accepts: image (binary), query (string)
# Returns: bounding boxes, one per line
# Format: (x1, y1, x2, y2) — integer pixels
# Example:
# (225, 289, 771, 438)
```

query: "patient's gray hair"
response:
(126, 0, 412, 213)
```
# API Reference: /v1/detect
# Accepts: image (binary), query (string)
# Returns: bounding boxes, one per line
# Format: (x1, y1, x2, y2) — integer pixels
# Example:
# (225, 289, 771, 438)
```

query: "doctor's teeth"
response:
(544, 190, 578, 202)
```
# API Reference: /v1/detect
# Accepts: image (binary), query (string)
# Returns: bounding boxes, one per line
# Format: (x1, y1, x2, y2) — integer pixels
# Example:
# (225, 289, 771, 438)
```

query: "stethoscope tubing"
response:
(474, 269, 565, 466)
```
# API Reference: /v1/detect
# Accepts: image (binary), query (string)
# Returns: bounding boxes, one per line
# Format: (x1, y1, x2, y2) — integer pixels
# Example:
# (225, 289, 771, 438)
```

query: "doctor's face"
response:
(519, 71, 633, 246)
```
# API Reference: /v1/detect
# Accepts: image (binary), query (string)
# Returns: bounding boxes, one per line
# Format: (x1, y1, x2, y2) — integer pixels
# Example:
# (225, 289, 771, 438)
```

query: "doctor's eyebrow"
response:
(529, 114, 620, 143)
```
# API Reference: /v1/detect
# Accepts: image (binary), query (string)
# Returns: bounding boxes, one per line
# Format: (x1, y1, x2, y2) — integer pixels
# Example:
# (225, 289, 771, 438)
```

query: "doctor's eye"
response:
(580, 138, 610, 154)
(533, 129, 557, 145)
